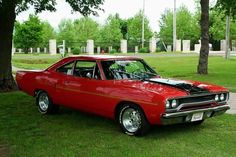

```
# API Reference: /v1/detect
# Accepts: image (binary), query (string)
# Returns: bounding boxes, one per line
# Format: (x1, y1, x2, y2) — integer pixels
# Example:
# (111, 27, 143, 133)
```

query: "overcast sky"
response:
(16, 0, 197, 32)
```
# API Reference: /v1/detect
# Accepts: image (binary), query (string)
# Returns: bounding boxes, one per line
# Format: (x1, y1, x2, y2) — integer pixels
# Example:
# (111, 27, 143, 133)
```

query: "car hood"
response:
(114, 78, 228, 99)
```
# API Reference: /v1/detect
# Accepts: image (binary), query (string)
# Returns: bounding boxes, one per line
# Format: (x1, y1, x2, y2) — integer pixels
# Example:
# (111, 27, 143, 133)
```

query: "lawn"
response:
(0, 92, 236, 157)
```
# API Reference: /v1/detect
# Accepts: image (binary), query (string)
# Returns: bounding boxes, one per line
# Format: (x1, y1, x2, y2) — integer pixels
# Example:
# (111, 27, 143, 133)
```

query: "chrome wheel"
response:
(122, 108, 141, 133)
(38, 93, 49, 112)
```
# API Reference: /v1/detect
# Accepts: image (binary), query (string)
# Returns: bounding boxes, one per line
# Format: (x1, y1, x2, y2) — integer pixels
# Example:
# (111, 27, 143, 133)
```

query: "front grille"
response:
(178, 94, 215, 104)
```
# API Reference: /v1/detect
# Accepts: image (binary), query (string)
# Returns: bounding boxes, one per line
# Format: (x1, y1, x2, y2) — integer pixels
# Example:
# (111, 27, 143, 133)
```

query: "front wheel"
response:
(118, 104, 150, 136)
(36, 91, 59, 114)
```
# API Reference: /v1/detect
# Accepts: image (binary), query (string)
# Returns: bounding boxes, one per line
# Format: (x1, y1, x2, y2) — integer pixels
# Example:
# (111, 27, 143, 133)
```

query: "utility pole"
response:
(173, 0, 177, 52)
(141, 0, 145, 48)
(225, 15, 230, 60)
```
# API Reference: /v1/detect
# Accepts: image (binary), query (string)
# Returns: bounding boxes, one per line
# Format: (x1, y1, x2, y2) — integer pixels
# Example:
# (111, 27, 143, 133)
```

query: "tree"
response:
(0, 0, 104, 92)
(98, 14, 123, 48)
(57, 19, 76, 47)
(197, 0, 209, 74)
(14, 14, 43, 52)
(127, 11, 153, 44)
(159, 6, 200, 46)
(41, 21, 56, 47)
(216, 0, 236, 59)
(74, 17, 100, 42)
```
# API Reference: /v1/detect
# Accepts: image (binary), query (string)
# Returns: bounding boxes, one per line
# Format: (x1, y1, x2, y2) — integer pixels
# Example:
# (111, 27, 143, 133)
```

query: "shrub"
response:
(139, 47, 148, 53)
(109, 49, 117, 54)
(72, 47, 81, 55)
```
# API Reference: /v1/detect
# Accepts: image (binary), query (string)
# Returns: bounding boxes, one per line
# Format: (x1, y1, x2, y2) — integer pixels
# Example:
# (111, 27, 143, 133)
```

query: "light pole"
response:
(141, 0, 145, 48)
(173, 0, 177, 52)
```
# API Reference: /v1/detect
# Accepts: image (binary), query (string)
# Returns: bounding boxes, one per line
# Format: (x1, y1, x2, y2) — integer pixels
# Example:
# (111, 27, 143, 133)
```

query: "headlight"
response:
(171, 99, 178, 108)
(215, 95, 219, 101)
(166, 100, 171, 109)
(220, 93, 225, 101)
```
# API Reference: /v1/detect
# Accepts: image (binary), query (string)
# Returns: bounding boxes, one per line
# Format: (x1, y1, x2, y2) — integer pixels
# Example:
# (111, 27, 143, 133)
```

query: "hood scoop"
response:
(148, 78, 209, 95)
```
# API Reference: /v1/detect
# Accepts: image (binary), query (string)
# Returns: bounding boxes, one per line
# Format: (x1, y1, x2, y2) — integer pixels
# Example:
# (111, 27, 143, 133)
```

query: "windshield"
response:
(101, 60, 158, 80)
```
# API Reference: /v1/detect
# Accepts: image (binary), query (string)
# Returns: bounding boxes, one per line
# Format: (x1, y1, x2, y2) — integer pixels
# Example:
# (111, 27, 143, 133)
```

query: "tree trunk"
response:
(197, 0, 209, 75)
(0, 1, 18, 92)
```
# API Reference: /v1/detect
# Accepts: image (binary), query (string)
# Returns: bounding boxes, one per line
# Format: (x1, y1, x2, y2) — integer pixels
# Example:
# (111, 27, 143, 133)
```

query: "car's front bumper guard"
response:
(161, 105, 230, 125)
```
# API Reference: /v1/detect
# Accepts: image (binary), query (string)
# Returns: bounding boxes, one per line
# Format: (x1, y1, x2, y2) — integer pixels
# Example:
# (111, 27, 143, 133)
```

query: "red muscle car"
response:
(16, 55, 230, 136)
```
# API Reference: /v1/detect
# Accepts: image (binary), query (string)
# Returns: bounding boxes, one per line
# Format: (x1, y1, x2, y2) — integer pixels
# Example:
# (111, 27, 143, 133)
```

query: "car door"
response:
(53, 60, 84, 108)
(71, 60, 109, 114)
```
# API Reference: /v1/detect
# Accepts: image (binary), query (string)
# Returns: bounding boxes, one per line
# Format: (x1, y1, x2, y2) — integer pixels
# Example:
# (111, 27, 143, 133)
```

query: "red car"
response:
(16, 55, 230, 136)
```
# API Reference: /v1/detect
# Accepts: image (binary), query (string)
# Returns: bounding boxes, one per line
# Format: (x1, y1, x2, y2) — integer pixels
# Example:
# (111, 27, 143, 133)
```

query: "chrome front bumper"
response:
(161, 105, 230, 125)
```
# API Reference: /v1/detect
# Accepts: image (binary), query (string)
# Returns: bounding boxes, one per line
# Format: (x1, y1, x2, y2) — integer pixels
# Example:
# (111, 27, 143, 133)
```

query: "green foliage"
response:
(127, 11, 153, 43)
(15, 0, 104, 16)
(57, 19, 76, 47)
(216, 0, 236, 17)
(159, 6, 200, 46)
(41, 21, 56, 47)
(97, 14, 123, 47)
(139, 47, 148, 53)
(14, 14, 43, 52)
(71, 47, 81, 55)
(109, 49, 117, 54)
(74, 17, 100, 42)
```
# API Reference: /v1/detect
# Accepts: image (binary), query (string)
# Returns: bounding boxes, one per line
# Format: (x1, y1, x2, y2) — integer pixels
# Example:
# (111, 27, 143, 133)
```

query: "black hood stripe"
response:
(147, 78, 209, 95)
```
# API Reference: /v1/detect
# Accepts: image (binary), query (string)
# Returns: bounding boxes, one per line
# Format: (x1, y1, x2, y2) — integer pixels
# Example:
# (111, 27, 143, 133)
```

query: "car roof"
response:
(66, 55, 142, 61)
(46, 55, 142, 71)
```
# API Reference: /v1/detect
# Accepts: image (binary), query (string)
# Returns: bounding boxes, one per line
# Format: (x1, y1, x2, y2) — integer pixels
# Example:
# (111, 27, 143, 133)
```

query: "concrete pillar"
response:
(68, 47, 71, 54)
(167, 45, 172, 52)
(19, 49, 22, 53)
(194, 44, 201, 53)
(44, 48, 47, 53)
(120, 39, 127, 53)
(182, 40, 190, 52)
(97, 47, 101, 54)
(86, 39, 94, 54)
(49, 39, 57, 55)
(37, 48, 40, 53)
(232, 40, 236, 51)
(12, 42, 15, 56)
(149, 37, 156, 53)
(81, 47, 86, 53)
(221, 40, 226, 51)
(135, 46, 139, 53)
(176, 40, 181, 52)
(29, 48, 33, 53)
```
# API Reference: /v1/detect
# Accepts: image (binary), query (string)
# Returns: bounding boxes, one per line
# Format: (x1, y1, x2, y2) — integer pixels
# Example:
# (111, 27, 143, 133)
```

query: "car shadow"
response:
(53, 106, 213, 138)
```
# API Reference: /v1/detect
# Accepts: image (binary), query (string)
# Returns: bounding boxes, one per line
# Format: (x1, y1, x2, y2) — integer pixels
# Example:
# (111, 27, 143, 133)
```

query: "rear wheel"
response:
(36, 91, 59, 114)
(118, 104, 150, 136)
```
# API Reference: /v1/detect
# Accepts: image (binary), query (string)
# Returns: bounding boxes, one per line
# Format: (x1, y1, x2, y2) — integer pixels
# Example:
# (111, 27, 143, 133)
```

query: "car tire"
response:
(118, 104, 150, 136)
(36, 91, 59, 114)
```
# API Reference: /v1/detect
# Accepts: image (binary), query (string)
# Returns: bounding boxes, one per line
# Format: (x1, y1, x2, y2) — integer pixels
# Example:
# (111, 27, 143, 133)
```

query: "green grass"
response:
(0, 92, 236, 157)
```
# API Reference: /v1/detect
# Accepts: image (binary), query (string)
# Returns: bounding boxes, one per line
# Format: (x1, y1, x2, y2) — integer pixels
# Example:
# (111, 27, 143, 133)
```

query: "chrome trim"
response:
(162, 105, 230, 118)
(176, 100, 215, 111)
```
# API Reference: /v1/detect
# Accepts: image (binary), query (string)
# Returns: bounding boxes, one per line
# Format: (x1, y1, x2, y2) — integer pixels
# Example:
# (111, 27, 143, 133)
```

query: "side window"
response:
(56, 61, 75, 75)
(74, 60, 101, 80)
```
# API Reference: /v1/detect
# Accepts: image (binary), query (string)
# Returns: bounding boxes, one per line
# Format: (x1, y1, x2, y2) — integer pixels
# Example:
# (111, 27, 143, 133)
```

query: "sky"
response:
(16, 0, 197, 32)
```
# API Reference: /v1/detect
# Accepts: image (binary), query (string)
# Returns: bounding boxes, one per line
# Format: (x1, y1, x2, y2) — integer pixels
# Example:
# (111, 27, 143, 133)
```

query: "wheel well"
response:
(114, 101, 144, 122)
(34, 89, 44, 97)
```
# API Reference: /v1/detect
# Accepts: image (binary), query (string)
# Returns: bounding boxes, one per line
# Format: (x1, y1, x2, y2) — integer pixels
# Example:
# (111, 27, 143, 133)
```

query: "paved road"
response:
(227, 93, 236, 114)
